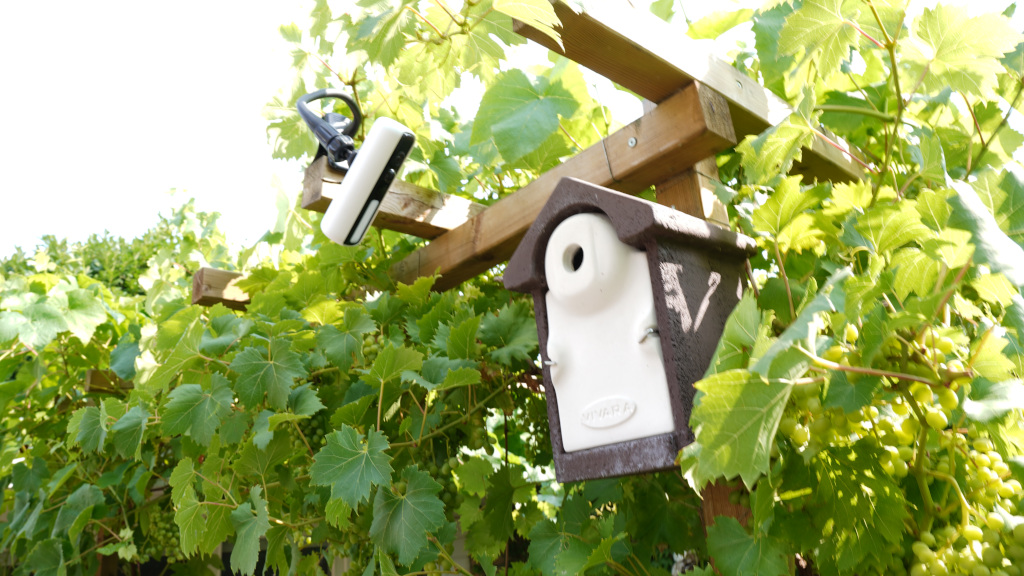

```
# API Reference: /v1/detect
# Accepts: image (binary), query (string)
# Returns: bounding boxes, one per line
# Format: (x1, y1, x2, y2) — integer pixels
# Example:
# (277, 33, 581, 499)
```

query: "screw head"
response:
(627, 137, 637, 147)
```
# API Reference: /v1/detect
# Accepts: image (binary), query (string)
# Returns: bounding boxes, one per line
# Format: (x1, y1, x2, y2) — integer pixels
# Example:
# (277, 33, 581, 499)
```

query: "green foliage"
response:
(5, 0, 1024, 575)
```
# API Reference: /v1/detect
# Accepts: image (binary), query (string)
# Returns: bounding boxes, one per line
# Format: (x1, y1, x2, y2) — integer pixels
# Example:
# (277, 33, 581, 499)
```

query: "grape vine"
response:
(2, 1, 1024, 575)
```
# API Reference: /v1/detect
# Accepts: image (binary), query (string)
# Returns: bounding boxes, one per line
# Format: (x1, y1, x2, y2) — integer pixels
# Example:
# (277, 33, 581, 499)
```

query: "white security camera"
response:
(297, 89, 416, 246)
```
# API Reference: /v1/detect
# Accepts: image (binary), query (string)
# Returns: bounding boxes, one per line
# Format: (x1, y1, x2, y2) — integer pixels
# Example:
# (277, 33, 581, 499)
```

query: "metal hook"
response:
(638, 327, 659, 344)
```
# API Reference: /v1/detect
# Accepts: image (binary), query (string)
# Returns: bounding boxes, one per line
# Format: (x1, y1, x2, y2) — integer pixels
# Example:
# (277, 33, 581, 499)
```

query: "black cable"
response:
(296, 89, 363, 168)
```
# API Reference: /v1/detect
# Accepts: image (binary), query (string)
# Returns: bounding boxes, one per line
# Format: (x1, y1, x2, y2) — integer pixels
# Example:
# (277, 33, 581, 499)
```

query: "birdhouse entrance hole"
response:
(565, 245, 584, 272)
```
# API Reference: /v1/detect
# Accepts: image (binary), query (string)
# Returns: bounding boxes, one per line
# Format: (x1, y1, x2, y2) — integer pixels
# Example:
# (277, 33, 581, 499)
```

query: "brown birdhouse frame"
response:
(503, 178, 756, 482)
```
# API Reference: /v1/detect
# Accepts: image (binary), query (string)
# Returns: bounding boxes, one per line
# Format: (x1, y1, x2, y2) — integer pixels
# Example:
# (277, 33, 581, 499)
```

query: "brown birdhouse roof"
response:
(504, 178, 757, 293)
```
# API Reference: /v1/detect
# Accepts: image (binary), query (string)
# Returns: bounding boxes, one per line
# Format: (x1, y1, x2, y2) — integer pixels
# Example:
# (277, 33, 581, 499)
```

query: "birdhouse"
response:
(503, 178, 756, 482)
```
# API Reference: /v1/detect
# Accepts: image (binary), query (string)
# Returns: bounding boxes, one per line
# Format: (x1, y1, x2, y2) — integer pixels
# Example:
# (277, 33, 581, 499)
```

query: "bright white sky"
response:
(0, 1, 303, 258)
(0, 1, 1020, 259)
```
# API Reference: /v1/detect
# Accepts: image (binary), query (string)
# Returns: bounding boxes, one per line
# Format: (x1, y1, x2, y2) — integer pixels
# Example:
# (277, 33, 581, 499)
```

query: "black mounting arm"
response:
(296, 89, 364, 173)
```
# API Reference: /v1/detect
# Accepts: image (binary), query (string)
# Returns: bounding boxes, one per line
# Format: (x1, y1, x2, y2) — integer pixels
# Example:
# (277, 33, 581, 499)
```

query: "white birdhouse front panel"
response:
(542, 213, 675, 452)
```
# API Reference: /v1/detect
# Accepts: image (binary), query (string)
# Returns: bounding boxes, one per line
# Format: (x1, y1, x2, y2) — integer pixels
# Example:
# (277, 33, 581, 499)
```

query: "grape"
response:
(965, 525, 985, 541)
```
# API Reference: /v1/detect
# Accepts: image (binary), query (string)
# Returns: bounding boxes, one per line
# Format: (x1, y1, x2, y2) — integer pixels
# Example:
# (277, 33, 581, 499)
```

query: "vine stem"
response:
(933, 258, 972, 323)
(811, 127, 877, 173)
(429, 536, 473, 576)
(971, 79, 1024, 173)
(774, 243, 796, 322)
(796, 346, 936, 386)
(844, 19, 885, 49)
(390, 386, 505, 449)
(404, 5, 445, 37)
(815, 104, 896, 122)
(926, 469, 972, 532)
(291, 421, 316, 457)
(901, 390, 938, 525)
(194, 471, 239, 506)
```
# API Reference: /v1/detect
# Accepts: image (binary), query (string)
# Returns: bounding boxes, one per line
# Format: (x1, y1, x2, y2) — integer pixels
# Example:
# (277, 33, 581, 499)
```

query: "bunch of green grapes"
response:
(776, 322, 1024, 576)
(293, 411, 331, 453)
(463, 410, 489, 452)
(362, 333, 384, 365)
(426, 456, 465, 522)
(138, 505, 185, 565)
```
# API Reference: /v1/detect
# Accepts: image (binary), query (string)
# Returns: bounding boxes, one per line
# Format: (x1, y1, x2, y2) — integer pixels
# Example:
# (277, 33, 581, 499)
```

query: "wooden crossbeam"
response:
(514, 1, 862, 183)
(391, 82, 735, 290)
(302, 157, 487, 240)
(84, 370, 133, 394)
(192, 268, 248, 310)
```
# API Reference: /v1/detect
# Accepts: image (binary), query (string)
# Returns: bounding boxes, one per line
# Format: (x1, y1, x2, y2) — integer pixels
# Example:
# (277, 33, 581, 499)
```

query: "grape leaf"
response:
(736, 118, 814, 186)
(162, 376, 233, 446)
(289, 383, 325, 416)
(365, 345, 424, 387)
(971, 168, 1024, 245)
(353, 5, 414, 68)
(706, 516, 790, 576)
(688, 9, 753, 40)
(200, 313, 253, 357)
(26, 539, 65, 576)
(169, 457, 196, 506)
(455, 458, 494, 497)
(689, 369, 792, 489)
(110, 335, 140, 381)
(0, 311, 27, 344)
(964, 378, 1024, 422)
(470, 69, 578, 165)
(855, 201, 932, 255)
(369, 467, 446, 566)
(19, 301, 67, 349)
(62, 288, 106, 343)
(447, 315, 481, 360)
(52, 484, 103, 537)
(949, 179, 1024, 286)
(706, 291, 761, 375)
(779, 0, 859, 79)
(479, 302, 538, 366)
(72, 405, 107, 453)
(174, 483, 206, 557)
(891, 247, 941, 301)
(110, 405, 149, 459)
(317, 309, 375, 372)
(753, 268, 851, 376)
(231, 486, 271, 576)
(493, 0, 562, 49)
(811, 445, 908, 569)
(144, 314, 203, 393)
(904, 5, 1022, 96)
(823, 372, 882, 414)
(310, 425, 393, 508)
(483, 466, 531, 541)
(230, 339, 308, 410)
(201, 499, 234, 556)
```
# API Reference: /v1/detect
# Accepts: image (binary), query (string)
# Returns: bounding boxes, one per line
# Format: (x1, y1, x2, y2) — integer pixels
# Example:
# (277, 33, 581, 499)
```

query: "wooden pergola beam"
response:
(302, 157, 487, 240)
(192, 268, 248, 310)
(391, 82, 735, 290)
(514, 1, 862, 183)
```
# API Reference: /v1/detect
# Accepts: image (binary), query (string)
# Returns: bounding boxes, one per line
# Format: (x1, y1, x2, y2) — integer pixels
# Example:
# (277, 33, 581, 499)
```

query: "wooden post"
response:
(638, 91, 752, 531)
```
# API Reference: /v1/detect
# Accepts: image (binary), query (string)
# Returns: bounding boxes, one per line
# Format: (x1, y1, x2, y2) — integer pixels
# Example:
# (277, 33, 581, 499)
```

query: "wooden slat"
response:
(391, 82, 735, 290)
(302, 157, 487, 239)
(192, 268, 248, 310)
(514, 1, 862, 183)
